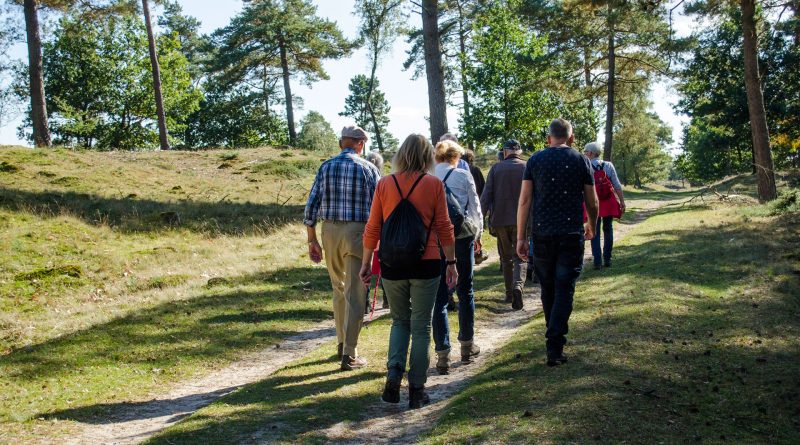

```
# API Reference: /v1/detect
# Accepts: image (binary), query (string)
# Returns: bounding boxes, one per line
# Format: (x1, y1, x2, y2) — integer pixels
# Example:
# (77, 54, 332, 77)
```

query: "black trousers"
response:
(531, 234, 584, 354)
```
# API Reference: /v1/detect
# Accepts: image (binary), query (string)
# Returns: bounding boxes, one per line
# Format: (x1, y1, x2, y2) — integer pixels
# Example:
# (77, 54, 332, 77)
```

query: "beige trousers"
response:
(321, 221, 367, 357)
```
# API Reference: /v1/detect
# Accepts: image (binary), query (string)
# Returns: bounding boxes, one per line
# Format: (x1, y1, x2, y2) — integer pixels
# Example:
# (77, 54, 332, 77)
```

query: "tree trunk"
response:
(23, 0, 51, 147)
(278, 35, 296, 146)
(741, 0, 777, 202)
(456, 0, 473, 149)
(366, 53, 384, 152)
(603, 4, 615, 162)
(421, 0, 448, 143)
(142, 0, 170, 150)
(584, 44, 596, 135)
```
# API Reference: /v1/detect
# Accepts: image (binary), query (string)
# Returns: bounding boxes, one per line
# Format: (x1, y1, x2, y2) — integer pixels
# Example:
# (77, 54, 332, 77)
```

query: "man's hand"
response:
(584, 222, 595, 240)
(446, 264, 459, 289)
(516, 238, 529, 262)
(359, 262, 372, 288)
(308, 240, 323, 263)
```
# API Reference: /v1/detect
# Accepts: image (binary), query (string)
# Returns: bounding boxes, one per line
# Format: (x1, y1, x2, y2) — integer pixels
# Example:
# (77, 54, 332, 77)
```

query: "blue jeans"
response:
(532, 234, 584, 355)
(432, 237, 476, 352)
(591, 216, 614, 266)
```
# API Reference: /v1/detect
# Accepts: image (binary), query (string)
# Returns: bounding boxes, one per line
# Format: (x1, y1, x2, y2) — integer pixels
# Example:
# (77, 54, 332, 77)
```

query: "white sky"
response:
(0, 0, 691, 151)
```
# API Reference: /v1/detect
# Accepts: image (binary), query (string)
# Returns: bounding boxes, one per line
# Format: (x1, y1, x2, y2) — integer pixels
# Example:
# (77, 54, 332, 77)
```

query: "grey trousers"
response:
(495, 225, 526, 297)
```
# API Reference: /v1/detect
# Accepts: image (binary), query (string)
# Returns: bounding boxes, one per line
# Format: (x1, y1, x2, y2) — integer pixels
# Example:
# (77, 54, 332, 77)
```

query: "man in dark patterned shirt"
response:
(516, 118, 599, 367)
(304, 125, 380, 371)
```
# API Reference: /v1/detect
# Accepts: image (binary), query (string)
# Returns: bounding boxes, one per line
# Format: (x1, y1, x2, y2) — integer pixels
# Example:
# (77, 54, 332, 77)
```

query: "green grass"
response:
(0, 146, 335, 442)
(417, 203, 800, 445)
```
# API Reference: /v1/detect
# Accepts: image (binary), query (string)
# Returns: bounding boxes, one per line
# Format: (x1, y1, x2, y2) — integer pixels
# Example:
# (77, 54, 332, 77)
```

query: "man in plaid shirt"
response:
(304, 125, 380, 371)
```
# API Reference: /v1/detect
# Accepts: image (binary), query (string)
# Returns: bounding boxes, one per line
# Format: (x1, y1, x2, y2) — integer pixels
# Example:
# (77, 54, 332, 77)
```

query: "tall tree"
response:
(420, 0, 448, 142)
(741, 0, 777, 201)
(10, 0, 129, 147)
(340, 74, 398, 150)
(39, 14, 202, 149)
(355, 0, 404, 152)
(22, 0, 50, 147)
(213, 0, 352, 146)
(462, 0, 555, 148)
(141, 0, 169, 150)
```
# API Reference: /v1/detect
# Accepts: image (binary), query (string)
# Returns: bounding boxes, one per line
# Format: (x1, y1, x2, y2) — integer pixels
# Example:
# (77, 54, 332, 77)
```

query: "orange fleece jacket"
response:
(363, 172, 455, 260)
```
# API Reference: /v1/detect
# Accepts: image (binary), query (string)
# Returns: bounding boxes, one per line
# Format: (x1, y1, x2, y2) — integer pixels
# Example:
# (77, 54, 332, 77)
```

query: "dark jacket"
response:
(480, 154, 526, 227)
(469, 164, 486, 197)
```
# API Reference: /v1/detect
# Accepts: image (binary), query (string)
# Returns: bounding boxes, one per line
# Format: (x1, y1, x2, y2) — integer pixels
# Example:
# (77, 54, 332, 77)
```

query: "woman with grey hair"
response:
(583, 142, 626, 269)
(365, 152, 384, 174)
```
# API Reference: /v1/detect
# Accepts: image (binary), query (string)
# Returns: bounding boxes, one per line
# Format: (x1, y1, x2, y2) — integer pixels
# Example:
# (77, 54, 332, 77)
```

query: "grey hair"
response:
(584, 142, 602, 155)
(548, 118, 573, 139)
(365, 151, 384, 174)
(438, 132, 458, 143)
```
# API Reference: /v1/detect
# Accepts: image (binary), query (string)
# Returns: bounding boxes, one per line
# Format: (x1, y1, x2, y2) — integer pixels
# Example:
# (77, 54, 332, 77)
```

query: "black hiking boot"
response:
(381, 375, 402, 403)
(511, 288, 524, 310)
(408, 385, 430, 409)
(546, 352, 569, 367)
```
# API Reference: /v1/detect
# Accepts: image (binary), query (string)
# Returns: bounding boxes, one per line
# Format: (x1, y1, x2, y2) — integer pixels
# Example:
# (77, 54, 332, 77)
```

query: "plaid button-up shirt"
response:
(303, 148, 381, 227)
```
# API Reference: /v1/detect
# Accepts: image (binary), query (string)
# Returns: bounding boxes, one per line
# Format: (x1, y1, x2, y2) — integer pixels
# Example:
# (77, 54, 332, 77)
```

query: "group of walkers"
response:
(303, 118, 625, 409)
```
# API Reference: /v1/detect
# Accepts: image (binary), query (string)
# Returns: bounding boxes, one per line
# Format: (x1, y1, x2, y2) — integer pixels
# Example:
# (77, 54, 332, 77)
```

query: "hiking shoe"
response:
(381, 376, 402, 403)
(337, 343, 343, 360)
(512, 288, 524, 310)
(341, 355, 368, 371)
(546, 352, 569, 367)
(604, 260, 612, 268)
(505, 293, 513, 303)
(435, 349, 450, 375)
(460, 340, 480, 363)
(475, 250, 489, 265)
(408, 385, 431, 409)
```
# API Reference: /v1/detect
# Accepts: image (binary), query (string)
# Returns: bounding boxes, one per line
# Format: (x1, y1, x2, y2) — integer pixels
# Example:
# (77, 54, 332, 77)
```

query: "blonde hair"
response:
(434, 140, 465, 163)
(393, 134, 435, 174)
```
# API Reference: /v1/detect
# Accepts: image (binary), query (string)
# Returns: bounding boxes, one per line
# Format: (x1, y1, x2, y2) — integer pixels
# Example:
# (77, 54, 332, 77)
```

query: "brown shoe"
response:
(341, 355, 368, 371)
(460, 340, 481, 363)
(435, 349, 450, 375)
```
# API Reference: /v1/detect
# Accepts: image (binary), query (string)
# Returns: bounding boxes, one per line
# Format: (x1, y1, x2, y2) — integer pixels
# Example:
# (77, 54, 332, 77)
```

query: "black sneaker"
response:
(511, 288, 524, 310)
(546, 352, 569, 367)
(604, 260, 612, 268)
(381, 376, 401, 403)
(408, 385, 430, 409)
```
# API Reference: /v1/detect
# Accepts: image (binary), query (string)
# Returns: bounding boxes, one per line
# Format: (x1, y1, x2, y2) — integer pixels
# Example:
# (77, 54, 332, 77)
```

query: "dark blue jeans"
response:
(532, 234, 584, 355)
(432, 237, 475, 352)
(591, 216, 614, 266)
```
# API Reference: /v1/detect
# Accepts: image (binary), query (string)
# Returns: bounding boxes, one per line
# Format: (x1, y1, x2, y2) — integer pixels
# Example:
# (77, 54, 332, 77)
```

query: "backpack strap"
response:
(442, 168, 455, 184)
(390, 173, 427, 199)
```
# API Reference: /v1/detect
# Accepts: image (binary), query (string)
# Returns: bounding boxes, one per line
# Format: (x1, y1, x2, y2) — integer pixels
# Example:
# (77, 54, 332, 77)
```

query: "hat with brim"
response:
(341, 125, 369, 141)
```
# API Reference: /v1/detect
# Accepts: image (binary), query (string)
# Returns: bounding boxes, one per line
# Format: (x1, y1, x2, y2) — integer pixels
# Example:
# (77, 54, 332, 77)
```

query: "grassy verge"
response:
(143, 258, 514, 445)
(418, 202, 800, 444)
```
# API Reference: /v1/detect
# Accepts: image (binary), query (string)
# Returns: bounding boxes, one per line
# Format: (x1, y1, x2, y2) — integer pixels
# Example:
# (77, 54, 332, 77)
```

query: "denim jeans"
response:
(531, 234, 584, 354)
(591, 216, 614, 266)
(382, 276, 439, 386)
(432, 237, 476, 352)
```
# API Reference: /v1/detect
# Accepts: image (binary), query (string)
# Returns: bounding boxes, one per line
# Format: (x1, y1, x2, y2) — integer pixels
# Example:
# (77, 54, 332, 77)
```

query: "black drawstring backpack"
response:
(378, 174, 433, 268)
